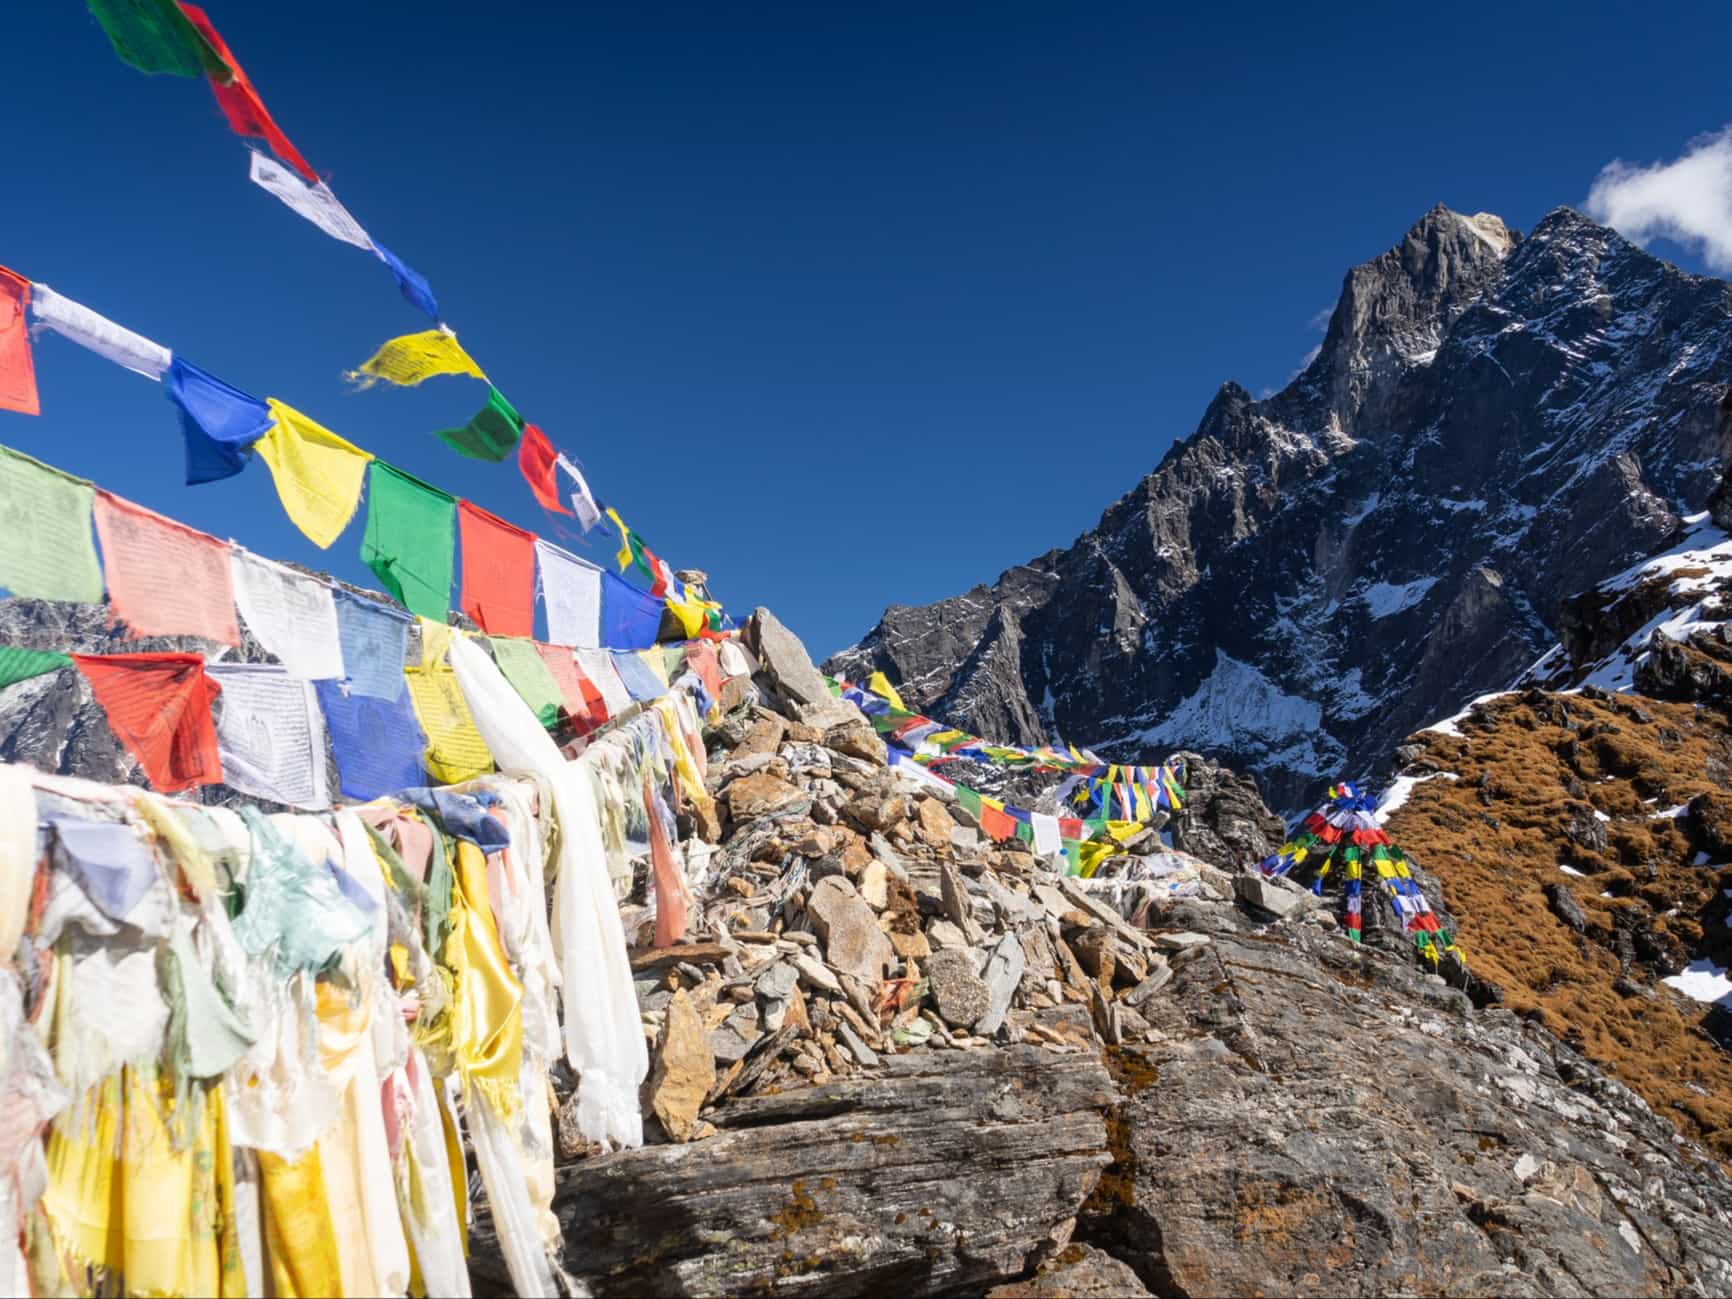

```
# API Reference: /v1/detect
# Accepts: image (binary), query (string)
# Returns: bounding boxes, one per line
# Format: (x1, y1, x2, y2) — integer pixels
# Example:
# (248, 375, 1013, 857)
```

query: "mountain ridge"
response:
(828, 204, 1732, 807)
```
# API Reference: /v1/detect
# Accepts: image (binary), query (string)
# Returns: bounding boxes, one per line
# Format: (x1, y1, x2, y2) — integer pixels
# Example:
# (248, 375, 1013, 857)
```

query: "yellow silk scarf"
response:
(447, 840, 524, 1117)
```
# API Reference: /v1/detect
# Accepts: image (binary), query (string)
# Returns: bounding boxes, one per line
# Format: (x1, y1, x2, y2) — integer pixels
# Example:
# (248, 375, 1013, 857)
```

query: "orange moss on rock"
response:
(1388, 689, 1732, 1160)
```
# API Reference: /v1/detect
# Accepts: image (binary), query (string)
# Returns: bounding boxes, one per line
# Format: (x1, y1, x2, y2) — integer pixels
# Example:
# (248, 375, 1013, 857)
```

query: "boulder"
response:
(806, 876, 895, 983)
(745, 607, 860, 729)
(825, 720, 886, 765)
(927, 948, 992, 1028)
(1234, 872, 1316, 920)
(975, 933, 1026, 1036)
(649, 990, 717, 1142)
(728, 772, 806, 820)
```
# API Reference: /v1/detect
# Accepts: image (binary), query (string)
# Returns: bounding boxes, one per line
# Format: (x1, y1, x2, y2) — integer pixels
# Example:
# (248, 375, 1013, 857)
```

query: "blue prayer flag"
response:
(165, 357, 272, 485)
(334, 590, 411, 700)
(370, 240, 440, 322)
(313, 678, 426, 800)
(601, 571, 664, 650)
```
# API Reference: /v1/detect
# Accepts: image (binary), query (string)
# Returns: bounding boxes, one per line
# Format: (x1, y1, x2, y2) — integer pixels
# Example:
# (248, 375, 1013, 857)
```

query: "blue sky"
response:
(5, 1, 1729, 657)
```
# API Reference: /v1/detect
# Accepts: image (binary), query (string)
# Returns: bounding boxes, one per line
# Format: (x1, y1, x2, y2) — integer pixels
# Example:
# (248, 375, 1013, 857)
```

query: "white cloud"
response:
(1586, 126, 1732, 271)
(1307, 306, 1335, 333)
(1288, 342, 1321, 382)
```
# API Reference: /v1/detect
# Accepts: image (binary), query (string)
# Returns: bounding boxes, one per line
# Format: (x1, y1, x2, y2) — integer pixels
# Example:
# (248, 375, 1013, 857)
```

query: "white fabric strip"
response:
(534, 539, 602, 649)
(248, 150, 374, 250)
(1031, 812, 1061, 857)
(28, 283, 171, 380)
(230, 547, 346, 681)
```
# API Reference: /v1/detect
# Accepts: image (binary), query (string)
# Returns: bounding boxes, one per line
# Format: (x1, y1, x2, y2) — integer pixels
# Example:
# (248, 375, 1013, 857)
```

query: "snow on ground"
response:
(1422, 692, 1514, 737)
(1559, 864, 1586, 877)
(1361, 577, 1438, 619)
(1665, 958, 1732, 1007)
(1376, 771, 1459, 823)
(1127, 650, 1343, 775)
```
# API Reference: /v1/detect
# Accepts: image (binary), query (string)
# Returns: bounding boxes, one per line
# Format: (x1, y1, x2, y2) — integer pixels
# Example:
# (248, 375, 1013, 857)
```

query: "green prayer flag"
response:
(488, 637, 564, 729)
(361, 461, 455, 621)
(954, 785, 983, 818)
(0, 646, 73, 690)
(0, 447, 105, 604)
(86, 0, 229, 78)
(436, 387, 524, 462)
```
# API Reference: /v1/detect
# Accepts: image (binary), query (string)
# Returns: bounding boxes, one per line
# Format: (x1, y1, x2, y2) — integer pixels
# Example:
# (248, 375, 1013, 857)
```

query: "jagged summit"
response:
(828, 205, 1732, 808)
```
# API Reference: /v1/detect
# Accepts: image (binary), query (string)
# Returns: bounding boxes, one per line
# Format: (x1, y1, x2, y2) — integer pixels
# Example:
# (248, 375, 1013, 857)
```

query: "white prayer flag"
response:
(208, 663, 331, 810)
(29, 283, 171, 380)
(575, 647, 634, 717)
(248, 150, 374, 251)
(230, 548, 346, 681)
(1031, 813, 1061, 857)
(554, 453, 604, 533)
(535, 539, 602, 649)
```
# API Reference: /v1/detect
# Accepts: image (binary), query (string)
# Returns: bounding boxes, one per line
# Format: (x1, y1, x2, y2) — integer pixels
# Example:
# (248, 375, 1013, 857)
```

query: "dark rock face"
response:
(829, 206, 1732, 808)
(1085, 907, 1732, 1298)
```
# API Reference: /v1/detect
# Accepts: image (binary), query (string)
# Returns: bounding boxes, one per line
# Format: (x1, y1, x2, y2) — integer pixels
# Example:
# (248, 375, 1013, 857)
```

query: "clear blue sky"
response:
(4, 1, 1727, 656)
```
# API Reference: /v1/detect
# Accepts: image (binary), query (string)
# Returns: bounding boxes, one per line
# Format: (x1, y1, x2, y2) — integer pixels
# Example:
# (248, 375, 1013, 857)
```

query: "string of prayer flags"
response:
(349, 329, 486, 390)
(313, 678, 426, 800)
(0, 447, 104, 603)
(535, 539, 601, 649)
(247, 150, 372, 251)
(457, 502, 536, 637)
(402, 663, 493, 784)
(555, 453, 603, 532)
(575, 648, 633, 718)
(229, 548, 345, 680)
(361, 462, 454, 621)
(28, 284, 171, 379)
(0, 269, 39, 416)
(256, 398, 372, 547)
(606, 506, 666, 593)
(488, 638, 565, 730)
(164, 357, 271, 484)
(601, 571, 665, 651)
(437, 386, 524, 462)
(176, 5, 319, 183)
(333, 589, 411, 699)
(85, 0, 228, 79)
(534, 642, 600, 728)
(73, 651, 223, 792)
(0, 647, 73, 690)
(92, 491, 239, 645)
(517, 425, 570, 516)
(207, 663, 330, 810)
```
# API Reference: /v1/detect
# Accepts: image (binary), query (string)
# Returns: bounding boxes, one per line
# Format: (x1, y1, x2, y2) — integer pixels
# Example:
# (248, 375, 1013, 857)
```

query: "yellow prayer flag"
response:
(417, 617, 455, 669)
(348, 328, 487, 389)
(636, 648, 672, 687)
(865, 670, 907, 710)
(257, 399, 372, 548)
(403, 664, 493, 784)
(605, 506, 633, 572)
(665, 591, 707, 638)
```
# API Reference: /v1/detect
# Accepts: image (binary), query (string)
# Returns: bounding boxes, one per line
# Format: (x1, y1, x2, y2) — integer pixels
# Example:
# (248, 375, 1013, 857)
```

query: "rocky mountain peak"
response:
(829, 205, 1732, 810)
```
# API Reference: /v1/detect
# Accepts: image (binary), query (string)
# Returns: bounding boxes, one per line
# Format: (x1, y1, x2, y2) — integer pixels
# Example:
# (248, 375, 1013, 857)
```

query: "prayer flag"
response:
(87, 0, 227, 78)
(554, 453, 603, 532)
(517, 424, 570, 515)
(0, 646, 73, 690)
(0, 269, 39, 416)
(369, 240, 439, 322)
(177, 5, 318, 182)
(865, 671, 907, 711)
(165, 357, 271, 484)
(600, 571, 664, 650)
(574, 648, 633, 717)
(436, 386, 523, 462)
(978, 799, 1016, 843)
(247, 151, 372, 250)
(314, 678, 425, 800)
(256, 398, 372, 548)
(533, 641, 596, 728)
(229, 547, 345, 680)
(1031, 813, 1061, 857)
(362, 462, 454, 621)
(74, 651, 223, 792)
(604, 506, 664, 590)
(457, 501, 536, 636)
(610, 650, 665, 704)
(28, 284, 171, 379)
(93, 491, 239, 645)
(488, 637, 564, 729)
(208, 663, 330, 810)
(403, 663, 493, 784)
(333, 590, 411, 699)
(350, 329, 485, 390)
(0, 446, 103, 602)
(535, 539, 601, 649)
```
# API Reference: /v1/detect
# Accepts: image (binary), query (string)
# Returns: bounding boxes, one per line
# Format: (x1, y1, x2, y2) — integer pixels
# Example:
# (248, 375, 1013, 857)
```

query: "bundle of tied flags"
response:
(1256, 781, 1460, 965)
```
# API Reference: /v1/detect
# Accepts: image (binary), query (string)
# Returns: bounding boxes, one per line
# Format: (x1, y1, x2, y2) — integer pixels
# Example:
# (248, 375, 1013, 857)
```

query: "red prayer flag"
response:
(177, 5, 320, 184)
(517, 424, 571, 516)
(0, 268, 39, 416)
(684, 642, 723, 700)
(93, 491, 240, 646)
(533, 641, 593, 729)
(979, 802, 1017, 842)
(1059, 817, 1084, 840)
(75, 652, 223, 792)
(457, 500, 536, 636)
(568, 657, 610, 727)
